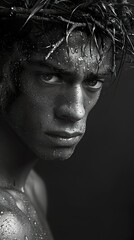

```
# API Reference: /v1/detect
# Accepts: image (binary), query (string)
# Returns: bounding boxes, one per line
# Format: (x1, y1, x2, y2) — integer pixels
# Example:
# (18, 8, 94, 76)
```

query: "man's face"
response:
(5, 31, 112, 160)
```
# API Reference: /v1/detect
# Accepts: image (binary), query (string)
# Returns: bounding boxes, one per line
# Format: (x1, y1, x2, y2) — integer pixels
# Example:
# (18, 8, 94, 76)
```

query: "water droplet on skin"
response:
(21, 187, 25, 193)
(33, 221, 37, 225)
(0, 211, 4, 215)
(24, 236, 29, 240)
(70, 48, 75, 54)
(78, 57, 83, 61)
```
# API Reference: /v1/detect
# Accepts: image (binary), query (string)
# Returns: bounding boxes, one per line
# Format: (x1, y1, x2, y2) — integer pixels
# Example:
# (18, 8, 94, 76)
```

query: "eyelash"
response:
(84, 77, 104, 90)
(40, 73, 61, 83)
(37, 72, 104, 91)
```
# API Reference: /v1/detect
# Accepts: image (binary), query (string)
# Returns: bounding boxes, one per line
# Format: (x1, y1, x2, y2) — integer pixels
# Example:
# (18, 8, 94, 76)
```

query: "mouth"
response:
(45, 131, 83, 147)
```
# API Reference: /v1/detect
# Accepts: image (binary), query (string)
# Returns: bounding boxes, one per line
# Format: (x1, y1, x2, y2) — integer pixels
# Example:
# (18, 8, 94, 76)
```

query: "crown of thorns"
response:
(0, 0, 134, 69)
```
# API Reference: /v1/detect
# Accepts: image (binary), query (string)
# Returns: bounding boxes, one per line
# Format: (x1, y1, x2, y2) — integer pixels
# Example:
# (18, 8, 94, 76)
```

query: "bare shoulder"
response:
(0, 190, 32, 240)
(25, 170, 48, 215)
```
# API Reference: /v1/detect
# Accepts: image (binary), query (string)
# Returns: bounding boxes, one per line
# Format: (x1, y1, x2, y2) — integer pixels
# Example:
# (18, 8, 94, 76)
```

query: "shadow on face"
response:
(3, 30, 112, 161)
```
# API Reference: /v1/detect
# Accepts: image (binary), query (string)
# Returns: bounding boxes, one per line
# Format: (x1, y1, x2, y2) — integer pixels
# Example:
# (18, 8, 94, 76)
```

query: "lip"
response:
(45, 131, 83, 147)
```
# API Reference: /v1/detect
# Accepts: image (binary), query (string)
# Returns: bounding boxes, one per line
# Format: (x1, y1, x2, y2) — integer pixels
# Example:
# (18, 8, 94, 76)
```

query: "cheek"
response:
(21, 95, 53, 131)
(92, 90, 101, 107)
(19, 89, 59, 136)
(85, 89, 102, 116)
(21, 74, 55, 115)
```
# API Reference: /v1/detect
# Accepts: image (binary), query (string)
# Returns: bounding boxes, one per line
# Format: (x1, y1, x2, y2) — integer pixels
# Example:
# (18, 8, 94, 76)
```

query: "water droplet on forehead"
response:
(24, 236, 29, 240)
(21, 187, 25, 193)
(70, 48, 75, 54)
(78, 57, 83, 61)
(33, 220, 37, 225)
(64, 56, 69, 63)
(75, 48, 78, 53)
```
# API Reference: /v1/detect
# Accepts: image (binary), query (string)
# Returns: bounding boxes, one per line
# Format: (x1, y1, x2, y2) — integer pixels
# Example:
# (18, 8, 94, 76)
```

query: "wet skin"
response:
(0, 184, 49, 240)
(7, 31, 112, 161)
(0, 31, 112, 239)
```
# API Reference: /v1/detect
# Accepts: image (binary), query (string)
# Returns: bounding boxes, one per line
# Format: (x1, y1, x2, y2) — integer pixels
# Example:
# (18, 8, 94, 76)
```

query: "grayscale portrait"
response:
(0, 0, 133, 239)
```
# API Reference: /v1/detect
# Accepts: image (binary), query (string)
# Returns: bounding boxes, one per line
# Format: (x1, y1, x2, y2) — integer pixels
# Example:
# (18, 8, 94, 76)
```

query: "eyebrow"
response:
(28, 58, 112, 78)
(28, 59, 72, 75)
(98, 67, 112, 76)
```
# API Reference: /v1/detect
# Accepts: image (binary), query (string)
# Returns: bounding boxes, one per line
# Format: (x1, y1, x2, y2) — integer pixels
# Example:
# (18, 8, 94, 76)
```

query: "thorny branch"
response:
(0, 0, 133, 72)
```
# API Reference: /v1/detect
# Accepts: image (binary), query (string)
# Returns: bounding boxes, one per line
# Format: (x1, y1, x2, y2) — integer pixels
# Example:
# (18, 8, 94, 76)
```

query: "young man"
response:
(0, 0, 133, 239)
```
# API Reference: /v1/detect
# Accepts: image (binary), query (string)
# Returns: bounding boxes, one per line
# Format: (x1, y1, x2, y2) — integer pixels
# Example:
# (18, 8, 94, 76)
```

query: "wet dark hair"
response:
(0, 0, 133, 110)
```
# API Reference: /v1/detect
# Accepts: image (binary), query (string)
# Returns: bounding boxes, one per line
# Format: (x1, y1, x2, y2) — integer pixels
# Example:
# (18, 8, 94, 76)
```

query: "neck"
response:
(0, 116, 36, 192)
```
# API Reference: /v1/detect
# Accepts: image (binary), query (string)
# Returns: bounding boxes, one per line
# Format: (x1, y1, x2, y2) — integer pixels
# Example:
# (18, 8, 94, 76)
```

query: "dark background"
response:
(36, 68, 134, 239)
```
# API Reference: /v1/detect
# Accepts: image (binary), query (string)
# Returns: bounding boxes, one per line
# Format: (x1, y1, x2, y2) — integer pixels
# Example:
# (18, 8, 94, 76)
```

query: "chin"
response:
(37, 146, 76, 161)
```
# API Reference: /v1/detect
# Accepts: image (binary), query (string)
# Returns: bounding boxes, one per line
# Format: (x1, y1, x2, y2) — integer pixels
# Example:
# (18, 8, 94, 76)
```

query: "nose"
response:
(55, 84, 85, 122)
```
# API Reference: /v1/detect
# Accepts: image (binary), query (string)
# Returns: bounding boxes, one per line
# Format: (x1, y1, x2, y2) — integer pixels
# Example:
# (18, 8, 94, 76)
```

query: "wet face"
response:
(5, 31, 112, 160)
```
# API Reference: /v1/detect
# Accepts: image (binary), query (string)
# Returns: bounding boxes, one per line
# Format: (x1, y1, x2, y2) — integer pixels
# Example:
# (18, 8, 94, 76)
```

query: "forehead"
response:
(27, 30, 112, 75)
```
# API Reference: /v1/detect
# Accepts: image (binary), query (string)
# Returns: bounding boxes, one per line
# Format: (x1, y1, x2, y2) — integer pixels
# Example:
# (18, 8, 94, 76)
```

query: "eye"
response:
(40, 74, 61, 84)
(84, 77, 104, 91)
